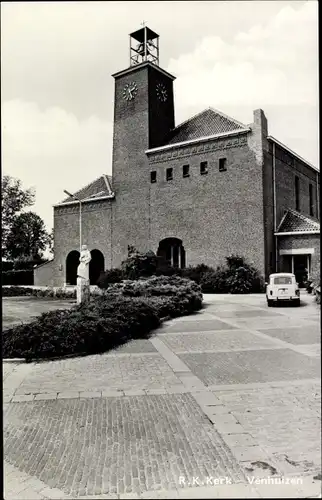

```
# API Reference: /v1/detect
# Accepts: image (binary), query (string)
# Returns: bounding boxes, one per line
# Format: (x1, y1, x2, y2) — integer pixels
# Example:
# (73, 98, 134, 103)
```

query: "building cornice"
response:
(274, 230, 320, 236)
(112, 61, 176, 81)
(145, 128, 250, 154)
(53, 194, 115, 208)
(267, 136, 319, 173)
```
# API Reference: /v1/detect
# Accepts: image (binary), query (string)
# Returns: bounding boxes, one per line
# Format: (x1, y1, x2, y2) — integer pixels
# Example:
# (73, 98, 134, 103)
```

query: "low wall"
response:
(34, 260, 55, 287)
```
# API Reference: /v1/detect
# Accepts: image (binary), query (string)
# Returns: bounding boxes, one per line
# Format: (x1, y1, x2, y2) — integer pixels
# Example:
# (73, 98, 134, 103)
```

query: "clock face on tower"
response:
(156, 82, 168, 102)
(123, 82, 138, 101)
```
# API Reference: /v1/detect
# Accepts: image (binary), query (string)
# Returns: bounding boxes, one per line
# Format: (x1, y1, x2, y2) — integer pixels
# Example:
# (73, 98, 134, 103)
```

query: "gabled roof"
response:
(164, 107, 248, 146)
(61, 174, 113, 204)
(276, 209, 320, 234)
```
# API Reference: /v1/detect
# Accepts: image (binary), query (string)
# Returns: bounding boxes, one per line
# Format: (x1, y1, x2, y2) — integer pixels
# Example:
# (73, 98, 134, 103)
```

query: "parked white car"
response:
(266, 273, 300, 307)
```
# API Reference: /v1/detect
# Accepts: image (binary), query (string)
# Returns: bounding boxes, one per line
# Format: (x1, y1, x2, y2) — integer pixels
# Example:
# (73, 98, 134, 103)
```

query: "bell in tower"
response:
(130, 24, 159, 66)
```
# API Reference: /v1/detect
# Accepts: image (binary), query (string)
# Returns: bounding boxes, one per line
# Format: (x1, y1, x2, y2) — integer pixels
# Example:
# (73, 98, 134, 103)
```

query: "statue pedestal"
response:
(77, 277, 90, 305)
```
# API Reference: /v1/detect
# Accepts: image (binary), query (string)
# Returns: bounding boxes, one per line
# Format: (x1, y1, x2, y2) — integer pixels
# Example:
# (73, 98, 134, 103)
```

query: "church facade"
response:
(35, 27, 320, 287)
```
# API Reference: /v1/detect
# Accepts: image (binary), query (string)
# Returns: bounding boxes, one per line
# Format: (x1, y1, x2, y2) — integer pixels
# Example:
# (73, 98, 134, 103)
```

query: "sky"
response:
(1, 1, 318, 231)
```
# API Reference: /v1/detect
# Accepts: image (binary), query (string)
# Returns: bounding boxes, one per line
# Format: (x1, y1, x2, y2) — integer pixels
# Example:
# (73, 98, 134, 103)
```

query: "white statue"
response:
(77, 245, 91, 281)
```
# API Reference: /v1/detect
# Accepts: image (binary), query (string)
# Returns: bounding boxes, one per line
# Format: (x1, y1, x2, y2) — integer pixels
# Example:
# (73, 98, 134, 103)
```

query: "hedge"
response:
(2, 270, 34, 286)
(97, 251, 264, 294)
(2, 286, 78, 299)
(2, 276, 203, 360)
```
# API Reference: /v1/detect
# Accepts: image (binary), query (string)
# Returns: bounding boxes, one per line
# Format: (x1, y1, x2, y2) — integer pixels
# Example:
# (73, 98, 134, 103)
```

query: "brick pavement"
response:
(3, 292, 321, 499)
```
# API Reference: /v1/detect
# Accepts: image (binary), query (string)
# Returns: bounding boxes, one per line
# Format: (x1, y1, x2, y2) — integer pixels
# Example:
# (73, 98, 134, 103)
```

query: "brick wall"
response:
(277, 234, 320, 279)
(148, 128, 266, 276)
(34, 260, 55, 287)
(274, 143, 319, 226)
(50, 200, 112, 286)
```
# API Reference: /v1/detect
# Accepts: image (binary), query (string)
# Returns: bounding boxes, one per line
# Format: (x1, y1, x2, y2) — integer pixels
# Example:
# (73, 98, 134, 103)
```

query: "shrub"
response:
(2, 261, 15, 272)
(182, 264, 214, 283)
(2, 270, 34, 286)
(120, 247, 158, 280)
(2, 276, 203, 360)
(96, 268, 124, 288)
(200, 267, 229, 293)
(2, 286, 34, 297)
(2, 296, 161, 360)
(2, 286, 77, 299)
(12, 257, 46, 270)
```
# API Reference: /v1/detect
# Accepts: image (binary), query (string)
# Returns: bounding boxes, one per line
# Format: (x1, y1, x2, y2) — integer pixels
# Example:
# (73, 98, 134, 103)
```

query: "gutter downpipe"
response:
(273, 142, 278, 272)
(316, 171, 320, 220)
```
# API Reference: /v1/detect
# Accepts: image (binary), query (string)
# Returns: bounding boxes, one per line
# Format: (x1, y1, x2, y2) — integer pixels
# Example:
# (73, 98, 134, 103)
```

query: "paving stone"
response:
(39, 487, 68, 498)
(145, 389, 167, 395)
(231, 316, 316, 330)
(214, 309, 282, 319)
(34, 393, 58, 401)
(57, 391, 80, 399)
(79, 391, 102, 399)
(159, 319, 237, 333)
(191, 391, 221, 406)
(179, 349, 320, 386)
(223, 433, 258, 448)
(14, 487, 46, 499)
(231, 446, 269, 462)
(11, 395, 35, 402)
(161, 331, 276, 353)
(253, 482, 305, 498)
(212, 423, 246, 434)
(165, 385, 187, 394)
(112, 339, 157, 354)
(123, 390, 146, 396)
(101, 390, 125, 397)
(177, 484, 260, 498)
(257, 327, 320, 345)
(4, 395, 245, 496)
(17, 354, 181, 393)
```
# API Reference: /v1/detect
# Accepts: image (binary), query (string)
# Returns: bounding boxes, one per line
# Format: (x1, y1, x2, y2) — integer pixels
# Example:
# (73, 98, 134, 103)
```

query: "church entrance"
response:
(66, 250, 80, 285)
(157, 238, 186, 268)
(89, 249, 105, 285)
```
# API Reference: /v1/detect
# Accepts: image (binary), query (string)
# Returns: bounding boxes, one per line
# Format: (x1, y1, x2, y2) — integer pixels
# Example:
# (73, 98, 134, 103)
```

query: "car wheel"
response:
(293, 298, 300, 307)
(267, 299, 273, 307)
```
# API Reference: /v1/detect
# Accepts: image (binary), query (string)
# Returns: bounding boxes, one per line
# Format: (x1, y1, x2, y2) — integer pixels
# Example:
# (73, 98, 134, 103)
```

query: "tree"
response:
(2, 175, 35, 256)
(5, 212, 52, 261)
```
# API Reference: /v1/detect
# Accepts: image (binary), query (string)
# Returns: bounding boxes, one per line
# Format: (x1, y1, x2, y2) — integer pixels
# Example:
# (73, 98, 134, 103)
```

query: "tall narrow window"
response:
(295, 176, 300, 211)
(200, 161, 208, 175)
(166, 168, 173, 181)
(182, 164, 190, 178)
(150, 171, 157, 183)
(219, 158, 227, 172)
(309, 183, 314, 216)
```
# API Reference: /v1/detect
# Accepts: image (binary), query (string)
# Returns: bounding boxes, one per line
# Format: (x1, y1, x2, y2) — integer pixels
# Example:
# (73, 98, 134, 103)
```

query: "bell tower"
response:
(129, 24, 160, 66)
(111, 26, 176, 267)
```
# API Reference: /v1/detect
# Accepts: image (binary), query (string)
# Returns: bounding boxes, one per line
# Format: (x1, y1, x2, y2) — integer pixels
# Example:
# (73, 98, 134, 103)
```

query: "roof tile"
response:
(277, 209, 320, 233)
(164, 108, 247, 146)
(61, 175, 112, 203)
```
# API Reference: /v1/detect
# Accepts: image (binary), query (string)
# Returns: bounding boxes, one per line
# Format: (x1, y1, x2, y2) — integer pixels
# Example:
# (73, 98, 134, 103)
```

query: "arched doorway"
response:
(157, 238, 186, 268)
(89, 249, 105, 285)
(66, 250, 80, 285)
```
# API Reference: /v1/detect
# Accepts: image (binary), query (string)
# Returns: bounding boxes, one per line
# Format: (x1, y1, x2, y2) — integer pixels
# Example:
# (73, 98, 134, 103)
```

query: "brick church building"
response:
(35, 26, 320, 287)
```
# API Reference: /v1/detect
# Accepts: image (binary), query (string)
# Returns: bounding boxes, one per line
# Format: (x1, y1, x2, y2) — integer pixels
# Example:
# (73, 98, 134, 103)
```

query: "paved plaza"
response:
(3, 292, 321, 499)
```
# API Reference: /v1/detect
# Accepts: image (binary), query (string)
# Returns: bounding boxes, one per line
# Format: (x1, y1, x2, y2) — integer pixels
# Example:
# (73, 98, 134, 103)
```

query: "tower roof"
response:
(164, 108, 248, 146)
(130, 26, 159, 43)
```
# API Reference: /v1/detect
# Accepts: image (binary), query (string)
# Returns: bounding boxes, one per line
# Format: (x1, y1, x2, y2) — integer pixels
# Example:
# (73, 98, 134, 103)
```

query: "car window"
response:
(274, 277, 292, 285)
